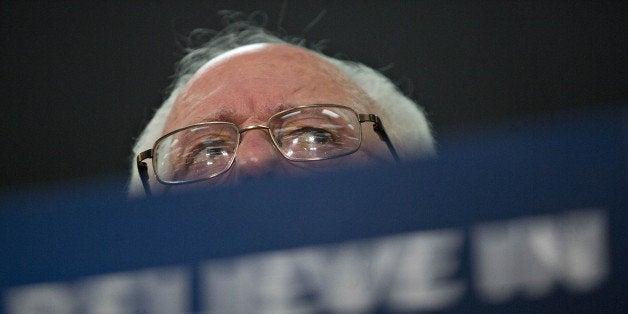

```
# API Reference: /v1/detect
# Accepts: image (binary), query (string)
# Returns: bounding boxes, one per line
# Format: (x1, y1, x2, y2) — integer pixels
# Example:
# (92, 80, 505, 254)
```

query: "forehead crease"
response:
(198, 103, 293, 124)
(200, 108, 237, 123)
(263, 103, 294, 117)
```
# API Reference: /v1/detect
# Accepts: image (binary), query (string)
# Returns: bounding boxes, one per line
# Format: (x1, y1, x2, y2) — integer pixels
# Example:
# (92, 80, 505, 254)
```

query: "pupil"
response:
(305, 129, 332, 144)
(207, 147, 221, 155)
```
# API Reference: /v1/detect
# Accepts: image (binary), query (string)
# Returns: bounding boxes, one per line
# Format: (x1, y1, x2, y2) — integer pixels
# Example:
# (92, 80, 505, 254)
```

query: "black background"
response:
(2, 1, 626, 190)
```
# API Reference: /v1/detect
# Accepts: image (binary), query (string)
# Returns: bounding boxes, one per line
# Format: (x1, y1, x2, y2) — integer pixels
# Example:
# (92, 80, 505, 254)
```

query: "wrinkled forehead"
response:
(165, 43, 375, 133)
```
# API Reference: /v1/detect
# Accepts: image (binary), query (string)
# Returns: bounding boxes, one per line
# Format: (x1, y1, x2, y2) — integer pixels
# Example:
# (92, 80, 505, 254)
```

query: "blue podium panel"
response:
(1, 106, 626, 313)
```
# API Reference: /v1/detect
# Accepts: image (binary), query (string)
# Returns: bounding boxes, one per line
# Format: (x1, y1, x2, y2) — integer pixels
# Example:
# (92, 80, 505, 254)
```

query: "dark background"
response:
(2, 0, 626, 191)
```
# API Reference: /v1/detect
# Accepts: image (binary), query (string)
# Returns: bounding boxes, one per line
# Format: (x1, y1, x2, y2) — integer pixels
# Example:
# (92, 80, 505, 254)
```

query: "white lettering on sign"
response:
(472, 209, 608, 303)
(5, 267, 190, 314)
(3, 209, 608, 313)
(201, 230, 464, 313)
(4, 283, 74, 314)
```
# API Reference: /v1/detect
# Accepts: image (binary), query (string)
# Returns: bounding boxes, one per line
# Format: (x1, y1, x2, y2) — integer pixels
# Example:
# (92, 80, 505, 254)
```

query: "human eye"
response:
(286, 127, 335, 145)
(269, 106, 362, 160)
(184, 138, 230, 164)
(277, 122, 343, 148)
(171, 135, 235, 182)
(273, 123, 348, 160)
(153, 123, 239, 183)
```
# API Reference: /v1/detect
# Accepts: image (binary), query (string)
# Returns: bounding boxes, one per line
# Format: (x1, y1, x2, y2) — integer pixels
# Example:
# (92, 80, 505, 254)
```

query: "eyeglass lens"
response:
(153, 123, 240, 184)
(269, 106, 361, 160)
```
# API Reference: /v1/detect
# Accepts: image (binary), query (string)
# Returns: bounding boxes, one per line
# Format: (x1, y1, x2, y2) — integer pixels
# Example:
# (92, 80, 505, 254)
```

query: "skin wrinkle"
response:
(199, 110, 238, 124)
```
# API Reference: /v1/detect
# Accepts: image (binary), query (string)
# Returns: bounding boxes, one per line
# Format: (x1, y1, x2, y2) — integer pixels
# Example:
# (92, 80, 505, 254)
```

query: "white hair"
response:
(128, 24, 434, 196)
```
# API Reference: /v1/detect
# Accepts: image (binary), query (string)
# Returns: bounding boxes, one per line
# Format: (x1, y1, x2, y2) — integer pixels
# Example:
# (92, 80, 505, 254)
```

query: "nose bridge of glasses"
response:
(239, 124, 270, 134)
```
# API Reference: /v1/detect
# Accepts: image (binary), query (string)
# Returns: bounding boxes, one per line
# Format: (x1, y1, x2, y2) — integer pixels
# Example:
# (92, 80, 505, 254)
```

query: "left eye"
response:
(289, 127, 333, 145)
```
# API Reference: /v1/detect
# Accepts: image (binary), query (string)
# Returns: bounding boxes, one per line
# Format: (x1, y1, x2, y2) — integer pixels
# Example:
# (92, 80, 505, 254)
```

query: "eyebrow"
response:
(199, 109, 237, 123)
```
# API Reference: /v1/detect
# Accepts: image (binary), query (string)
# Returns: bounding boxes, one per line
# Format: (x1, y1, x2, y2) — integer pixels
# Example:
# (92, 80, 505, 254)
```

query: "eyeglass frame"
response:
(136, 104, 399, 196)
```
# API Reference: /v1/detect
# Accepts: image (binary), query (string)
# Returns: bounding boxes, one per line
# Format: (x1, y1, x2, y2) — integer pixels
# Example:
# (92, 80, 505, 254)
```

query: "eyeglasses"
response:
(136, 104, 399, 196)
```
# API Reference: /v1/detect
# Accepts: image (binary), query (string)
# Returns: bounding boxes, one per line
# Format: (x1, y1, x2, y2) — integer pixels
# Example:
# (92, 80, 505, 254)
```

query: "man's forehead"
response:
(166, 42, 373, 131)
(198, 103, 295, 124)
(196, 43, 271, 73)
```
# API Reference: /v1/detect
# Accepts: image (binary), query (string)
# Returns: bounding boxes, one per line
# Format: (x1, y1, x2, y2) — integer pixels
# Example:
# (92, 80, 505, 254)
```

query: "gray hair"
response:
(128, 23, 434, 196)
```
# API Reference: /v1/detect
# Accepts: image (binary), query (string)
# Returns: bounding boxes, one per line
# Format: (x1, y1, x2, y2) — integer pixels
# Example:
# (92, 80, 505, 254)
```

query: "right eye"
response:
(205, 142, 228, 158)
(186, 139, 229, 164)
(154, 123, 240, 183)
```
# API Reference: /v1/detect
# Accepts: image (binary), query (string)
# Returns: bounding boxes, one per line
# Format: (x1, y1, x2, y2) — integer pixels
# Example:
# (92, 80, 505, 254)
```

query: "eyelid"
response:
(297, 126, 336, 137)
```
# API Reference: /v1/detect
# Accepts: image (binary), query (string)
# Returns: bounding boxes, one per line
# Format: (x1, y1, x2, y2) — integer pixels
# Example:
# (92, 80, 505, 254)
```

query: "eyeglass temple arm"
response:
(136, 149, 153, 197)
(359, 114, 400, 162)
